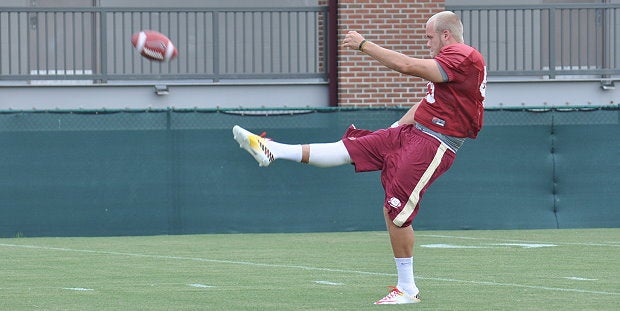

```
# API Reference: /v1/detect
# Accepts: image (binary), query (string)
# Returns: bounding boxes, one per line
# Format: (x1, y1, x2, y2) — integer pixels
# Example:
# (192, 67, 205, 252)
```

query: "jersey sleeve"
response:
(433, 45, 471, 83)
(435, 60, 449, 82)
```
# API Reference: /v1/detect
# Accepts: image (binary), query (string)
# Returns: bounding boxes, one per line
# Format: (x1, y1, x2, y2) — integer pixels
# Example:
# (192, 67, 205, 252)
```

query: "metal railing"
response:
(0, 6, 328, 84)
(449, 3, 620, 80)
(2, 4, 619, 84)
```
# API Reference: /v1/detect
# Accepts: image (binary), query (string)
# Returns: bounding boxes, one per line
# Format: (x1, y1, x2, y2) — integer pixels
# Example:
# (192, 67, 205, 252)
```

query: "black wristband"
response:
(358, 39, 368, 51)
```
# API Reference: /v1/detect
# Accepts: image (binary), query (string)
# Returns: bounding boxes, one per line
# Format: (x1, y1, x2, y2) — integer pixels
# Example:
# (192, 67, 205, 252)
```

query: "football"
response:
(131, 30, 178, 62)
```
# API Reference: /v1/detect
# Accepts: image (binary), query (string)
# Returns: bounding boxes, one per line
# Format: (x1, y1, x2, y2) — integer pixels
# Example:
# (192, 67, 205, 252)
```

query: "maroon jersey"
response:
(415, 43, 487, 138)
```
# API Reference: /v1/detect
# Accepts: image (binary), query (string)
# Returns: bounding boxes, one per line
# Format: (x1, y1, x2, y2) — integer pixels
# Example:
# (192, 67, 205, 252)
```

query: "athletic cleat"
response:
(373, 286, 421, 305)
(232, 125, 275, 167)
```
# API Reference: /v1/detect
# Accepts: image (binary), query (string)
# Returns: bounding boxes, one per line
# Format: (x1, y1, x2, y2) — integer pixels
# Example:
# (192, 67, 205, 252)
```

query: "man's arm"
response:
(343, 31, 444, 83)
(361, 41, 444, 83)
(398, 101, 421, 125)
(389, 100, 421, 128)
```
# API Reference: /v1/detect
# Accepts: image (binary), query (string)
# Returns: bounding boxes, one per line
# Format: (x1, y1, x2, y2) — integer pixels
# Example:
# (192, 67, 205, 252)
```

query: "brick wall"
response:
(337, 0, 445, 107)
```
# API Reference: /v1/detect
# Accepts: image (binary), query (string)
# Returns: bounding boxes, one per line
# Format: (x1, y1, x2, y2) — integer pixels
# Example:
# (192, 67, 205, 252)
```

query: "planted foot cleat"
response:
(232, 125, 275, 167)
(373, 286, 421, 305)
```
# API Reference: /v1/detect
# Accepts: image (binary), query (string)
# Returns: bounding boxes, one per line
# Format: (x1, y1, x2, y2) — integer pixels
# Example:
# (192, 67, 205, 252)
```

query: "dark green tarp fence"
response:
(0, 107, 618, 237)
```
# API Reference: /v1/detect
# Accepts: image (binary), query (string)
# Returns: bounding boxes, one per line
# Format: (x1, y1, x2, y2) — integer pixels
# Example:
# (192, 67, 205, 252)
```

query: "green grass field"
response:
(1, 229, 618, 310)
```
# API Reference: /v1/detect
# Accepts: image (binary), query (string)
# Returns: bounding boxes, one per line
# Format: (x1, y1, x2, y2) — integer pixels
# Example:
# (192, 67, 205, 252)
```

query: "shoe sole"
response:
(232, 125, 271, 167)
(374, 297, 420, 305)
(373, 290, 421, 305)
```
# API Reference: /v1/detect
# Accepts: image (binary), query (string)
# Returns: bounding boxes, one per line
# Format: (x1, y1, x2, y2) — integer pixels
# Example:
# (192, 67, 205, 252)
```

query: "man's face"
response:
(426, 21, 443, 57)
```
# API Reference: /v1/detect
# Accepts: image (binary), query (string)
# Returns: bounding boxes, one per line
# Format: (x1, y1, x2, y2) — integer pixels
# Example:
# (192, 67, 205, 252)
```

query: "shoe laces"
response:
(384, 286, 420, 299)
(383, 286, 404, 299)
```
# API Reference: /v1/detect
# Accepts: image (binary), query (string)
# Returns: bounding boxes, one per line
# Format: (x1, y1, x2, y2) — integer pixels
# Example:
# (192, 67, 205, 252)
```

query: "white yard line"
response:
(314, 281, 345, 286)
(1, 242, 618, 296)
(188, 283, 214, 288)
(62, 287, 94, 291)
(416, 234, 620, 247)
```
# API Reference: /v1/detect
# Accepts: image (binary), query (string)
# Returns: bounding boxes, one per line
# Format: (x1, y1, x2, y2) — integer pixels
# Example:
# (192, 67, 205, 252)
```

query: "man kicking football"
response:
(233, 10, 486, 304)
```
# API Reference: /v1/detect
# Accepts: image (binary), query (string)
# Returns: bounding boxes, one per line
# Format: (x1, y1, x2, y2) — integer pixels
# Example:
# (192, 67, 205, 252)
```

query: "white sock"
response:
(265, 141, 303, 162)
(307, 141, 351, 167)
(265, 140, 351, 167)
(395, 257, 419, 296)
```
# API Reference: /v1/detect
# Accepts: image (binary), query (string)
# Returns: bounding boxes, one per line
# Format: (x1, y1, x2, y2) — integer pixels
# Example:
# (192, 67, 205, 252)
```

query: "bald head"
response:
(427, 11, 464, 43)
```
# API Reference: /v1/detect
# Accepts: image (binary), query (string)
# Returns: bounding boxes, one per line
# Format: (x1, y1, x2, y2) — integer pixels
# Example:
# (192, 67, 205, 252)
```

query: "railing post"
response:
(98, 8, 107, 83)
(548, 7, 556, 79)
(212, 10, 220, 82)
(598, 6, 609, 79)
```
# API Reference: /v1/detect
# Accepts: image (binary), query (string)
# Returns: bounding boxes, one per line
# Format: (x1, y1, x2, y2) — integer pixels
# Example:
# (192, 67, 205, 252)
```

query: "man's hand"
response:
(342, 31, 366, 50)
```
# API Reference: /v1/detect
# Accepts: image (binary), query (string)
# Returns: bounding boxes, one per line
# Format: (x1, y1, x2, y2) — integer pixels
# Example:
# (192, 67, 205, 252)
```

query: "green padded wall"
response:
(552, 111, 620, 228)
(0, 108, 618, 237)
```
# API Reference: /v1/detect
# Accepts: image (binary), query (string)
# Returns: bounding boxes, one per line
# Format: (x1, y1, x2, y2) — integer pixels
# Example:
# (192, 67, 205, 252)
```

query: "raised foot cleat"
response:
(373, 286, 421, 305)
(232, 125, 274, 167)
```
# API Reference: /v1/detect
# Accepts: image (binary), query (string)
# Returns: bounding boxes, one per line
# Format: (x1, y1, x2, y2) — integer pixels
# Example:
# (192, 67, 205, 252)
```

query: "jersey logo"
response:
(388, 197, 402, 209)
(432, 117, 446, 127)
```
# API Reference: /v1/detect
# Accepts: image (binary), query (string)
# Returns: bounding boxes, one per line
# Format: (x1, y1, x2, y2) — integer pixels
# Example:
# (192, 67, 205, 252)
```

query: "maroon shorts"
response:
(341, 124, 456, 227)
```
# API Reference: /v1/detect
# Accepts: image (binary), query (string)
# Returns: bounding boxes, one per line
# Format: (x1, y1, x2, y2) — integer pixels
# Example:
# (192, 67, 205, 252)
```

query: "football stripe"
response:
(164, 40, 175, 61)
(136, 31, 147, 52)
